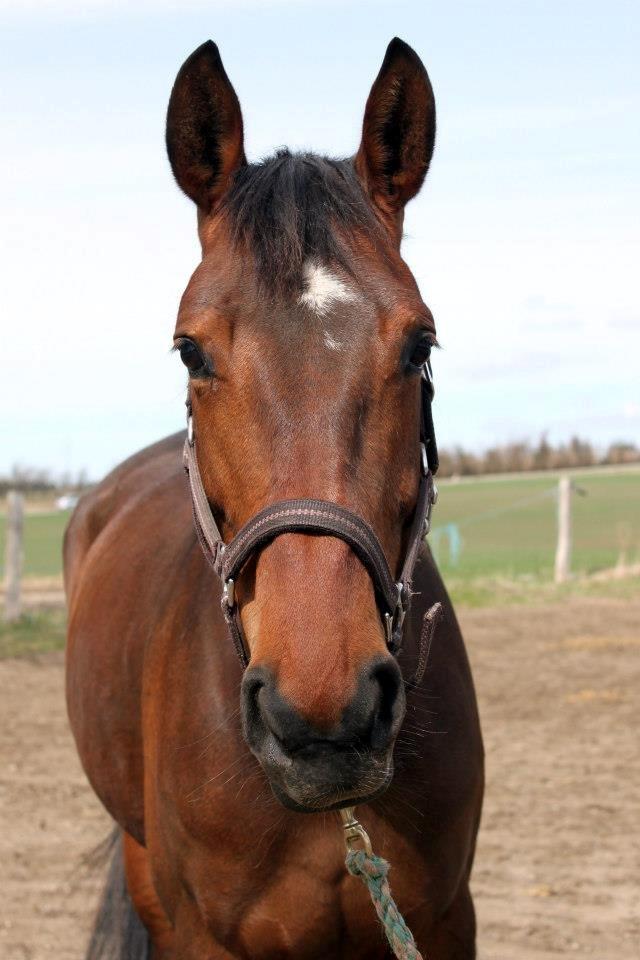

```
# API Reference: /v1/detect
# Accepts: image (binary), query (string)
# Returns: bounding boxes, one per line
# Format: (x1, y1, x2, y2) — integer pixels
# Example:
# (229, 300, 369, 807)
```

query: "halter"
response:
(183, 362, 441, 684)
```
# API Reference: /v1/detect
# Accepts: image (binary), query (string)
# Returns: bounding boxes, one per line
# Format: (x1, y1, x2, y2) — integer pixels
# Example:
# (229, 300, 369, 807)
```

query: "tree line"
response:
(0, 465, 89, 496)
(437, 437, 640, 478)
(1, 436, 639, 494)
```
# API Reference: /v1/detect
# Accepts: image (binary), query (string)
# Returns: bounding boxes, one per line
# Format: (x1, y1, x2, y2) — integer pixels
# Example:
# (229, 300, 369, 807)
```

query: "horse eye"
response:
(407, 333, 432, 372)
(177, 339, 209, 377)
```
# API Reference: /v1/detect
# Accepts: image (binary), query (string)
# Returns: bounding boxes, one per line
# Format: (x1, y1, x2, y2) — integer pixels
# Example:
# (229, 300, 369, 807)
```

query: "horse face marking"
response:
(298, 261, 358, 317)
(323, 331, 342, 351)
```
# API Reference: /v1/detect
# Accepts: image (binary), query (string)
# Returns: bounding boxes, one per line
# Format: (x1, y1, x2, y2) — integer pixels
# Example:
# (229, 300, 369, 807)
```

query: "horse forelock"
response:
(218, 149, 386, 299)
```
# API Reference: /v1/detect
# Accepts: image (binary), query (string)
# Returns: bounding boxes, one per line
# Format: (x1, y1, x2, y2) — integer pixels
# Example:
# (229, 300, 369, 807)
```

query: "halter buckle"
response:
(222, 578, 235, 608)
(424, 481, 438, 536)
(384, 582, 407, 649)
(420, 442, 428, 476)
(422, 360, 435, 401)
(187, 415, 194, 446)
(384, 612, 393, 647)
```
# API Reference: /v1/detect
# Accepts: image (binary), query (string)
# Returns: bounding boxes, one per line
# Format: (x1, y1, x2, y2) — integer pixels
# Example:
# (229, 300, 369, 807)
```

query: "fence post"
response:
(554, 476, 571, 583)
(4, 491, 24, 622)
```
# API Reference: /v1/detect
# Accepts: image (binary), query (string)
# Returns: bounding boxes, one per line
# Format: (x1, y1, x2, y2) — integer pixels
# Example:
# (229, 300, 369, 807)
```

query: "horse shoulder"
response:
(63, 431, 185, 602)
(65, 431, 189, 844)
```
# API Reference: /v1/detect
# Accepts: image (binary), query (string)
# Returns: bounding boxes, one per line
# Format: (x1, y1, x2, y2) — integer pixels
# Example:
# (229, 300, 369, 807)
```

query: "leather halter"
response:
(183, 363, 441, 685)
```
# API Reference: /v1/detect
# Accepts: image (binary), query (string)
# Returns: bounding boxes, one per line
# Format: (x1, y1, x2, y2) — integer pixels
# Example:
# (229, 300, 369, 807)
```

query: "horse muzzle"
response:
(240, 658, 406, 812)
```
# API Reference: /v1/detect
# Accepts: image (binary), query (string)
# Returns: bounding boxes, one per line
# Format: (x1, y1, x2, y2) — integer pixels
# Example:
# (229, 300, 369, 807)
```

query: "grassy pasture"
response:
(0, 510, 72, 577)
(431, 467, 640, 581)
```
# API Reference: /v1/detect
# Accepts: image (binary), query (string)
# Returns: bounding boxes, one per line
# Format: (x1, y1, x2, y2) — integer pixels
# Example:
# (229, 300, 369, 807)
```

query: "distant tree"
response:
(533, 433, 552, 471)
(604, 442, 640, 465)
(455, 447, 480, 476)
(432, 434, 638, 478)
(483, 447, 503, 474)
(0, 464, 93, 496)
(437, 449, 455, 478)
(568, 436, 595, 468)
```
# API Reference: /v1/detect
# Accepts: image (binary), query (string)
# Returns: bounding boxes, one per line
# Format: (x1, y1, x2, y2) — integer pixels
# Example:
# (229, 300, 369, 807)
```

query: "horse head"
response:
(166, 38, 437, 812)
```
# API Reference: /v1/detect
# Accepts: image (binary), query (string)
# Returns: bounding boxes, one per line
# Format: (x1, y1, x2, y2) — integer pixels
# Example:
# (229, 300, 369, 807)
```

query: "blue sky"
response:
(1, 0, 638, 477)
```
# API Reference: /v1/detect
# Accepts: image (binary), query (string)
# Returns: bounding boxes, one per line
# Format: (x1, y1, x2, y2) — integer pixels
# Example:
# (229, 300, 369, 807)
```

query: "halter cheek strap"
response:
(183, 363, 441, 684)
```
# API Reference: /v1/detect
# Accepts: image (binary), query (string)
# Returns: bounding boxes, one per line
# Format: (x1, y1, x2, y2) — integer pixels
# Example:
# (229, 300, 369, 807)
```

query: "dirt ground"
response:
(1, 599, 638, 959)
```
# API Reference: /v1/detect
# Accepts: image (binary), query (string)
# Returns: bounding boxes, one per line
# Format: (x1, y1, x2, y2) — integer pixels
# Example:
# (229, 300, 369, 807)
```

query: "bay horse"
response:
(65, 37, 484, 959)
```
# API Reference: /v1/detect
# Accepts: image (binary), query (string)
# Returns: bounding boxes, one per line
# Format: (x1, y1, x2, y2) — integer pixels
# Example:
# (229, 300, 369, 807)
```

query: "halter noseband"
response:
(183, 363, 440, 683)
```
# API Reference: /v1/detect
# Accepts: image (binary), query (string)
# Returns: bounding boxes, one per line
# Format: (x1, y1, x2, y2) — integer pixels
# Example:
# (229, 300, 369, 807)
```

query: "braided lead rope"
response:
(346, 850, 424, 960)
(340, 809, 424, 960)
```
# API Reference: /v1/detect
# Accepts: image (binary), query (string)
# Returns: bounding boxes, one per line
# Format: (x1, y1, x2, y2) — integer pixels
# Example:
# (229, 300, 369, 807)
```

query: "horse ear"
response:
(166, 41, 246, 213)
(355, 38, 436, 222)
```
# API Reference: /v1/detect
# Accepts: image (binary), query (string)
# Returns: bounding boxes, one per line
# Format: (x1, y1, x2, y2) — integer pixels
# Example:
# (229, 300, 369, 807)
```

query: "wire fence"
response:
(429, 468, 640, 581)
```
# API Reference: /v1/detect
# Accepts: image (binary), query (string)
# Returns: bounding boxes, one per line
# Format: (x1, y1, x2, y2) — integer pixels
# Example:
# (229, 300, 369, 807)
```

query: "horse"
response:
(64, 37, 484, 960)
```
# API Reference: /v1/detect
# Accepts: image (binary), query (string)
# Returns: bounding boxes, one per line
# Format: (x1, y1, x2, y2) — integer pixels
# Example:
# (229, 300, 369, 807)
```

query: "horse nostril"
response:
(241, 666, 313, 754)
(367, 658, 404, 751)
(241, 660, 405, 760)
(240, 668, 269, 750)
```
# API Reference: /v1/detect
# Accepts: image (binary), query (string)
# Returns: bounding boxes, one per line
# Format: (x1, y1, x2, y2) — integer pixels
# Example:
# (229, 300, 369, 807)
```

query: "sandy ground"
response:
(1, 599, 638, 959)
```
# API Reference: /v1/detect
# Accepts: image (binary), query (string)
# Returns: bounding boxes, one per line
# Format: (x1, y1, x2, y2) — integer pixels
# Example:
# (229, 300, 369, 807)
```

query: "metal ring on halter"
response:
(424, 480, 438, 536)
(420, 443, 428, 476)
(384, 582, 407, 650)
(422, 360, 435, 400)
(222, 578, 235, 608)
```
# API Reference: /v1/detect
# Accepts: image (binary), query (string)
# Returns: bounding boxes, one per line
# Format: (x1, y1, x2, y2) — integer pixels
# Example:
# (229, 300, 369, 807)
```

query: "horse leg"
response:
(123, 833, 238, 959)
(412, 884, 477, 960)
(123, 831, 175, 957)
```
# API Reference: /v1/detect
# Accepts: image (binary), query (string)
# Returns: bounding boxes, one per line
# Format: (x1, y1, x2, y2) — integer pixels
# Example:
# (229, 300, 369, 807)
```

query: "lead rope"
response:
(340, 809, 424, 960)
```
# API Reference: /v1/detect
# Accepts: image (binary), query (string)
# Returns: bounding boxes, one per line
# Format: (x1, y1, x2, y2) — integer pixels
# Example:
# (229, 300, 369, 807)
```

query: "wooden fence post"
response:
(4, 491, 24, 622)
(554, 476, 571, 583)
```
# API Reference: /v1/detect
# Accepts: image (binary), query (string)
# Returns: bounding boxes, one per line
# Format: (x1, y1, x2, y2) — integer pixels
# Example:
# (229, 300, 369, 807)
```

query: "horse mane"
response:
(221, 149, 383, 297)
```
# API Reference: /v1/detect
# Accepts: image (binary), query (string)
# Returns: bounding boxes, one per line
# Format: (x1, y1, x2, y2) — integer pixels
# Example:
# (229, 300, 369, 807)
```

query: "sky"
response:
(0, 0, 638, 478)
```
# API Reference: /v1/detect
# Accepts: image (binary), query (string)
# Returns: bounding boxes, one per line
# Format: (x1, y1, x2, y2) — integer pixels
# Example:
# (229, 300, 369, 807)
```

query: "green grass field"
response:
(0, 510, 73, 577)
(431, 467, 640, 581)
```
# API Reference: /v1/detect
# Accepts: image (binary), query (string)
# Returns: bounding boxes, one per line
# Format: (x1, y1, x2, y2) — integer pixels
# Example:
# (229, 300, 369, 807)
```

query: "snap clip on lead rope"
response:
(339, 808, 425, 960)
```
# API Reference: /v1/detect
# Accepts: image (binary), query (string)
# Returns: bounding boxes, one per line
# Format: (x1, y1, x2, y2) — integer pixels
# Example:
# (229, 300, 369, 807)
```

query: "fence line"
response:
(431, 486, 557, 532)
(3, 491, 24, 622)
(429, 478, 597, 581)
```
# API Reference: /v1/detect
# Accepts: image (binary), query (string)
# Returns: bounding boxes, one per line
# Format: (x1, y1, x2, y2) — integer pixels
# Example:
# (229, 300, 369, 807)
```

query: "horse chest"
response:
(173, 818, 432, 960)
(236, 862, 391, 960)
